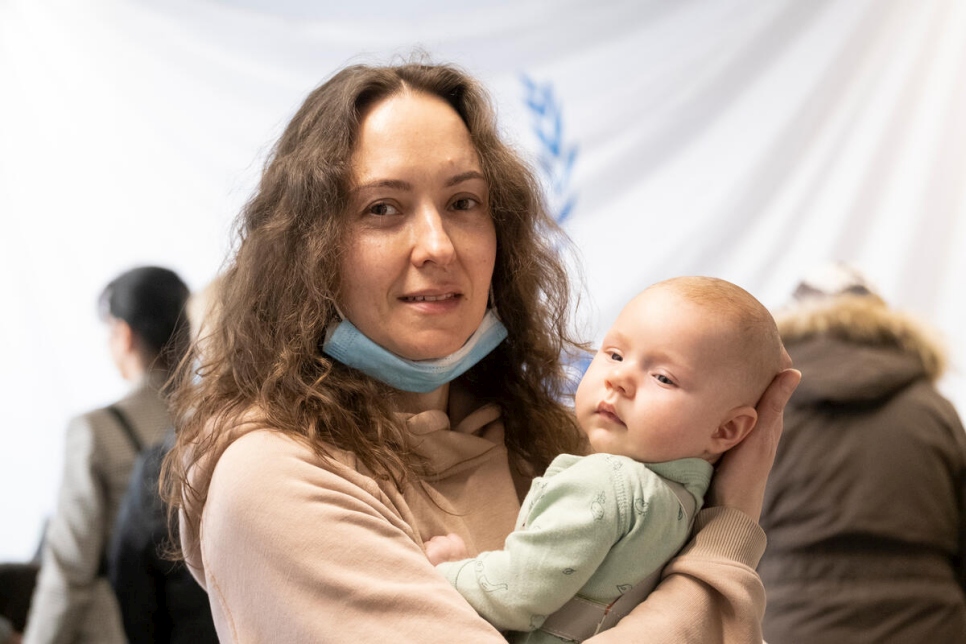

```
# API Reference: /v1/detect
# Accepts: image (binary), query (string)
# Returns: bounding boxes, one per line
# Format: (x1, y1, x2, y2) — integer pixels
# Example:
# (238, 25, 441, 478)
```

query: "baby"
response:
(425, 276, 784, 643)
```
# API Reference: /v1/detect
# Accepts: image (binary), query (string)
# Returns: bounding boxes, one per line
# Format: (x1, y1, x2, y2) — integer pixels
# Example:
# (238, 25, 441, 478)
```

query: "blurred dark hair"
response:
(99, 266, 191, 375)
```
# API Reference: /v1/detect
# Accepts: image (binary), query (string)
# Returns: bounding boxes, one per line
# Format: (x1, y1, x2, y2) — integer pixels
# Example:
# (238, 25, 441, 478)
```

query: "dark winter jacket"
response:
(759, 295, 966, 644)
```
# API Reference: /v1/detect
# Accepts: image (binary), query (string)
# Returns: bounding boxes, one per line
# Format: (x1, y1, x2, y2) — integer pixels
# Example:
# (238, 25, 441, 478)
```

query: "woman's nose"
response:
(411, 206, 456, 266)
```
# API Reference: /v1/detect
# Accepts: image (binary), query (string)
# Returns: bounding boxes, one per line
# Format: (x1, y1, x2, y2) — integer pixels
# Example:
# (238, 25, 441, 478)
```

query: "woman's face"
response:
(339, 90, 497, 361)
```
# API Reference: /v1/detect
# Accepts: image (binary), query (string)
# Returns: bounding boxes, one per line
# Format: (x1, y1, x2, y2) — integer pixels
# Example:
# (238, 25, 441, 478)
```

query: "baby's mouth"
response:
(596, 401, 624, 426)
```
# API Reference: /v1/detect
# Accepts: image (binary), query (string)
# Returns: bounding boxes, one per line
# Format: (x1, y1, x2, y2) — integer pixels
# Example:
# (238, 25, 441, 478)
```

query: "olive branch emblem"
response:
(521, 74, 579, 225)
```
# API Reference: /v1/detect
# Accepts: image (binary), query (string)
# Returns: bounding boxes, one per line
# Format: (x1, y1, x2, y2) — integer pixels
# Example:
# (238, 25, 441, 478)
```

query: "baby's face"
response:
(574, 287, 747, 463)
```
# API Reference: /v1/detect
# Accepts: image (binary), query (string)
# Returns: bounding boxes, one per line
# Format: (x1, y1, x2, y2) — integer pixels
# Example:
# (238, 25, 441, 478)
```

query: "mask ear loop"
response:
(321, 300, 347, 354)
(487, 284, 506, 323)
(331, 299, 347, 322)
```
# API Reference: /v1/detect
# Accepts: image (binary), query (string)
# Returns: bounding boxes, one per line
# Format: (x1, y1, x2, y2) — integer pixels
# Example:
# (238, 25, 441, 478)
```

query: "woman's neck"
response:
(394, 383, 449, 415)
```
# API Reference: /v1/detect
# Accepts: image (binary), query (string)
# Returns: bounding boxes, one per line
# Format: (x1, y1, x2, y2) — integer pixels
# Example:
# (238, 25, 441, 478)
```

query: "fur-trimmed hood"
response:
(775, 295, 948, 405)
(777, 295, 947, 380)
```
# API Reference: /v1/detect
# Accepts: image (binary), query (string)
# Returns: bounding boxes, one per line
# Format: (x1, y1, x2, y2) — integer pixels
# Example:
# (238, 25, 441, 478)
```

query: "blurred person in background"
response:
(758, 262, 966, 643)
(23, 267, 190, 644)
(0, 556, 39, 644)
(0, 616, 20, 644)
(106, 277, 221, 644)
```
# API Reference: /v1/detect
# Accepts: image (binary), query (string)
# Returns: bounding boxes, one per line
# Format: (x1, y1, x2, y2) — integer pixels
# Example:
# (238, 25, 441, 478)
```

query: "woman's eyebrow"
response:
(350, 170, 486, 193)
(444, 170, 486, 187)
(350, 179, 411, 194)
(350, 171, 484, 195)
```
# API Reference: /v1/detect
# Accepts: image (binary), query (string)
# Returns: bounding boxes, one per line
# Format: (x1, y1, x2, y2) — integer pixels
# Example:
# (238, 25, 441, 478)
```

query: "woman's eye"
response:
(451, 197, 479, 211)
(368, 202, 399, 216)
(655, 374, 674, 386)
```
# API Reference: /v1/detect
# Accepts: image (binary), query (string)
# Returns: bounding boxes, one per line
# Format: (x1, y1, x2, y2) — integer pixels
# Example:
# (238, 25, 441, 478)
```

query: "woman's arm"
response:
(588, 368, 801, 644)
(196, 430, 508, 643)
(589, 507, 766, 643)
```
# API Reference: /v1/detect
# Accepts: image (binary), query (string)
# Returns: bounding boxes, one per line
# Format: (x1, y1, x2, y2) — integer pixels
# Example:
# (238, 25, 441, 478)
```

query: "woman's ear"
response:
(710, 406, 759, 453)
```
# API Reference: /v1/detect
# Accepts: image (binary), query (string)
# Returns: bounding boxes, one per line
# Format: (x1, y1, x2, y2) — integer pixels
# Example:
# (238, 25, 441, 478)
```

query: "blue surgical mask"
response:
(321, 310, 508, 393)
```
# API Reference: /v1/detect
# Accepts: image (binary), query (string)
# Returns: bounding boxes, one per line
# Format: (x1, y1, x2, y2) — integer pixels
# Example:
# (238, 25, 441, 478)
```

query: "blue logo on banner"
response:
(521, 74, 579, 225)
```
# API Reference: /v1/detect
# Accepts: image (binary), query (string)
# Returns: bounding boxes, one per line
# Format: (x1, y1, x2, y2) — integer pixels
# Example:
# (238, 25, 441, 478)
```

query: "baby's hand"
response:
(424, 533, 468, 565)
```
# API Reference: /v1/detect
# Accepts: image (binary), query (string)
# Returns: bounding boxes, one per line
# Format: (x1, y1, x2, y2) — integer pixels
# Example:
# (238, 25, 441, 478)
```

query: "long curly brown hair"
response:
(161, 60, 586, 551)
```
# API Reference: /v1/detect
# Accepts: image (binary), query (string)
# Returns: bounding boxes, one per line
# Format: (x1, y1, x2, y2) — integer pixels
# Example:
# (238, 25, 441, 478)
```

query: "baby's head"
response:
(574, 276, 784, 464)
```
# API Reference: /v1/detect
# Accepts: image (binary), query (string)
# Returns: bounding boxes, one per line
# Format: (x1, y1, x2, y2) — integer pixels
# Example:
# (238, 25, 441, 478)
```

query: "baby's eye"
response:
(655, 374, 675, 386)
(368, 202, 400, 216)
(608, 351, 623, 362)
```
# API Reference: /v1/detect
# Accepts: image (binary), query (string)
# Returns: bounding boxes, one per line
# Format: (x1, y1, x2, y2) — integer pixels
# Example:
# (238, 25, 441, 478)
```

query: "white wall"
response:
(1, 0, 963, 560)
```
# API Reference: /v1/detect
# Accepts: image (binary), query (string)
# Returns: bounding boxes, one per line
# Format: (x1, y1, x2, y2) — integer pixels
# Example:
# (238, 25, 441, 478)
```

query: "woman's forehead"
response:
(350, 91, 480, 183)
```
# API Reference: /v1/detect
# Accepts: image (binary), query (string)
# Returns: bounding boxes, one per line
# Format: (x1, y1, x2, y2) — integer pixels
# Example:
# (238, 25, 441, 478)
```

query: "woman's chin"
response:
(389, 331, 475, 361)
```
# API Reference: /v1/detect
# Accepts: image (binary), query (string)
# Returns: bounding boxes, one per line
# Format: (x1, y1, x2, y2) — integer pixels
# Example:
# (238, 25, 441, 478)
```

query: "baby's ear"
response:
(711, 406, 758, 453)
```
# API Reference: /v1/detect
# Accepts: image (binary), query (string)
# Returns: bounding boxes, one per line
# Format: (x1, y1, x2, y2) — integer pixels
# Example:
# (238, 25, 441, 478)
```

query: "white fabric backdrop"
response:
(1, 0, 963, 560)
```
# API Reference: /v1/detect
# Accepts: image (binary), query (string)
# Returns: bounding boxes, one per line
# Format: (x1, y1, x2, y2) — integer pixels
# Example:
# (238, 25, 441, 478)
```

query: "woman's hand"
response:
(424, 533, 468, 565)
(707, 366, 801, 522)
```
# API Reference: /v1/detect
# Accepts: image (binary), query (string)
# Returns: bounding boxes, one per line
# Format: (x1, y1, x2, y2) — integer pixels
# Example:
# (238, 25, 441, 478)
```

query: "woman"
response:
(163, 61, 799, 642)
(25, 266, 190, 644)
(759, 263, 966, 643)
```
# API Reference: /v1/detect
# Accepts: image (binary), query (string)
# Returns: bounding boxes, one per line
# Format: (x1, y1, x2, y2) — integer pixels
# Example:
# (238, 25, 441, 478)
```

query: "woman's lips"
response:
(400, 292, 458, 302)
